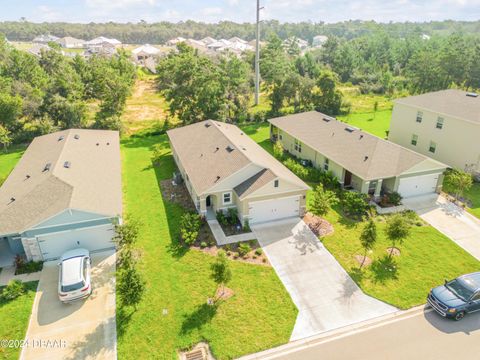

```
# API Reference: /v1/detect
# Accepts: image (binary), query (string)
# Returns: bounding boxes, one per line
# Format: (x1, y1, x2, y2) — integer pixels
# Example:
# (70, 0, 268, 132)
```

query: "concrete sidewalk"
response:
(404, 195, 480, 261)
(207, 219, 256, 245)
(0, 266, 42, 286)
(252, 218, 397, 341)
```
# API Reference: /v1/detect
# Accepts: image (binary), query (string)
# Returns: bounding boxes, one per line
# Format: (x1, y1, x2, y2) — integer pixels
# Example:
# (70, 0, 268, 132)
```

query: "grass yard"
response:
(444, 182, 480, 219)
(337, 109, 392, 139)
(248, 122, 480, 309)
(0, 146, 26, 182)
(118, 134, 297, 359)
(0, 281, 38, 360)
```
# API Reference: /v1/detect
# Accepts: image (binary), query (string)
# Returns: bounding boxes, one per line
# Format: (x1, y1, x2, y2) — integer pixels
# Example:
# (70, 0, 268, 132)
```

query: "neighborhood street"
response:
(241, 307, 480, 360)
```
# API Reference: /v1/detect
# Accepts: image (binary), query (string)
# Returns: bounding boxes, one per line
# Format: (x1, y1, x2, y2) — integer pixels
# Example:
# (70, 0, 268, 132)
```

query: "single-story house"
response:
(167, 121, 310, 225)
(132, 44, 161, 62)
(55, 36, 85, 48)
(0, 129, 122, 265)
(28, 43, 52, 57)
(270, 111, 448, 199)
(85, 36, 122, 46)
(32, 34, 59, 44)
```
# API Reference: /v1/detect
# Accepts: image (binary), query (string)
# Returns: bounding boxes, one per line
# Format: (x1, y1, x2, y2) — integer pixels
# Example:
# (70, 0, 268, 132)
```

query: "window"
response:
(411, 134, 418, 146)
(279, 134, 283, 140)
(274, 180, 279, 188)
(436, 117, 444, 129)
(416, 111, 423, 123)
(429, 141, 437, 153)
(294, 139, 302, 153)
(323, 158, 330, 171)
(223, 192, 232, 205)
(471, 292, 480, 301)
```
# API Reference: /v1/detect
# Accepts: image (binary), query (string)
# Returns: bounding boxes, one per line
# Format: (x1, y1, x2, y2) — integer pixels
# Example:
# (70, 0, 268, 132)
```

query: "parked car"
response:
(427, 272, 480, 320)
(58, 248, 92, 303)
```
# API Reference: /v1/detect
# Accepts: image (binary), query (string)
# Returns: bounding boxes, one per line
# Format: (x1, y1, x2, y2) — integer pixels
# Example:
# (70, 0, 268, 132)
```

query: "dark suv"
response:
(428, 272, 480, 320)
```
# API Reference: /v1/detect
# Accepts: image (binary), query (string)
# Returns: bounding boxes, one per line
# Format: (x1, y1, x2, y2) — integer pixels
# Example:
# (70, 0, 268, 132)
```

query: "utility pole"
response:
(254, 0, 262, 106)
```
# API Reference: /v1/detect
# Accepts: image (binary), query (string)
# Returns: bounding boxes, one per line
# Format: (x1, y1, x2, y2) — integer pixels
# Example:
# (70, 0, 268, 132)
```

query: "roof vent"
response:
(364, 156, 369, 161)
(58, 135, 64, 141)
(345, 127, 355, 133)
(205, 123, 211, 128)
(359, 134, 364, 139)
(323, 117, 332, 122)
(9, 197, 15, 203)
(96, 143, 99, 146)
(43, 163, 51, 172)
(25, 174, 30, 180)
(466, 92, 478, 98)
(215, 175, 221, 182)
(214, 147, 219, 152)
(226, 145, 234, 153)
(64, 161, 71, 168)
(74, 134, 80, 139)
(107, 142, 110, 146)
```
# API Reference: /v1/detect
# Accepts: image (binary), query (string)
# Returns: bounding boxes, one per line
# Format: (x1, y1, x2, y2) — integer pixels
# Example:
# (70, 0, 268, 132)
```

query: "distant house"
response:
(32, 34, 59, 44)
(228, 36, 247, 44)
(56, 36, 85, 49)
(166, 37, 186, 46)
(86, 36, 122, 47)
(389, 90, 480, 174)
(85, 41, 117, 57)
(283, 37, 309, 51)
(200, 36, 217, 45)
(0, 129, 122, 264)
(27, 44, 52, 57)
(312, 35, 328, 47)
(132, 44, 161, 61)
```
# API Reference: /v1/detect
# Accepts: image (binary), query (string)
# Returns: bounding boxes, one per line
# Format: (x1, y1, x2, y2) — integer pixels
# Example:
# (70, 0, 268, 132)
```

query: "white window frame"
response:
(274, 179, 279, 188)
(222, 192, 232, 205)
(416, 111, 423, 123)
(294, 139, 302, 153)
(429, 141, 437, 153)
(411, 134, 418, 146)
(436, 117, 444, 129)
(323, 158, 330, 171)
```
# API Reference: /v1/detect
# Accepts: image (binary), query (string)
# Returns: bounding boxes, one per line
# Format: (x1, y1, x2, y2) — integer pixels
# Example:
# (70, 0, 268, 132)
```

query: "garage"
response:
(249, 196, 300, 224)
(397, 173, 440, 198)
(37, 224, 115, 261)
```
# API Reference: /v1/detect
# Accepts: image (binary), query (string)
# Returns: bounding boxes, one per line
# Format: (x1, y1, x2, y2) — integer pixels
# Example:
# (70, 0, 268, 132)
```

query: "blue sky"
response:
(2, 0, 480, 23)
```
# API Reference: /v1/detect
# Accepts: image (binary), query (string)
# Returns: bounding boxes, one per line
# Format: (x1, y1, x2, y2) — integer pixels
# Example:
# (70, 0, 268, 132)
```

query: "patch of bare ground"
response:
(354, 254, 372, 267)
(123, 79, 167, 127)
(386, 247, 401, 256)
(160, 179, 196, 211)
(303, 212, 334, 236)
(215, 286, 235, 301)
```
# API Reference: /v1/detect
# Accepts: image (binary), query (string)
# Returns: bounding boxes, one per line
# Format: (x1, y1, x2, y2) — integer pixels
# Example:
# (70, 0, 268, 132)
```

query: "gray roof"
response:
(269, 111, 447, 181)
(234, 169, 276, 199)
(167, 120, 309, 196)
(395, 89, 480, 124)
(0, 129, 122, 235)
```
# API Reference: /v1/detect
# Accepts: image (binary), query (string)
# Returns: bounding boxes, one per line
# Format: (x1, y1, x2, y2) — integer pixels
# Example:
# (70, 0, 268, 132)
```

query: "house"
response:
(55, 36, 85, 48)
(283, 37, 309, 50)
(228, 37, 247, 44)
(270, 111, 448, 199)
(166, 37, 186, 46)
(0, 129, 122, 265)
(32, 34, 59, 44)
(312, 35, 328, 47)
(85, 41, 117, 57)
(132, 44, 161, 61)
(201, 36, 217, 45)
(85, 36, 121, 47)
(389, 89, 480, 174)
(167, 121, 310, 225)
(28, 44, 52, 57)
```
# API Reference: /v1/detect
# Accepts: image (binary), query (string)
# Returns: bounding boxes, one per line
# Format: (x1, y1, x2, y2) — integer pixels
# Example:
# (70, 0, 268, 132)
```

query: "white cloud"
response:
(201, 7, 223, 16)
(85, 0, 157, 10)
(37, 5, 62, 21)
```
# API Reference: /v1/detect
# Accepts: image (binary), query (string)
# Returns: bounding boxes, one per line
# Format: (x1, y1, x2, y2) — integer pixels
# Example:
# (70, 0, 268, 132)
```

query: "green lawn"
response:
(0, 282, 38, 360)
(118, 134, 297, 359)
(444, 182, 480, 219)
(337, 109, 392, 139)
(0, 146, 26, 182)
(248, 122, 480, 309)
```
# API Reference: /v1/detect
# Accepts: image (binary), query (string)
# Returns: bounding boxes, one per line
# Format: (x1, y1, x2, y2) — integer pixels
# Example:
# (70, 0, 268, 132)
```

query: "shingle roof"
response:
(234, 169, 277, 199)
(0, 129, 122, 235)
(167, 121, 309, 196)
(395, 89, 480, 124)
(269, 111, 447, 181)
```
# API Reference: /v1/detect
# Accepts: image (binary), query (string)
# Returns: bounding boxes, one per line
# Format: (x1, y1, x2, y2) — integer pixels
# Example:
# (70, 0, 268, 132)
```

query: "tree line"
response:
(0, 35, 136, 147)
(0, 19, 479, 44)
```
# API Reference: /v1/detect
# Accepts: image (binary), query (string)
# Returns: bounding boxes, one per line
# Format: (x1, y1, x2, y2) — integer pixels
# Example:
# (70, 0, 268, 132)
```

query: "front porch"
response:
(0, 238, 16, 268)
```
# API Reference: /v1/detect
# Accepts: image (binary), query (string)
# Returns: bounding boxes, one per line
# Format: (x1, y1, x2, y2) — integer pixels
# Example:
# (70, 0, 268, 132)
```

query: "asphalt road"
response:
(249, 307, 480, 360)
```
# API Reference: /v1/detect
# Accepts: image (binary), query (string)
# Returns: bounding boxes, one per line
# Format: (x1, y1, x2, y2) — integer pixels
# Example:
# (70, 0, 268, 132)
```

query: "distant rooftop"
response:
(395, 89, 480, 124)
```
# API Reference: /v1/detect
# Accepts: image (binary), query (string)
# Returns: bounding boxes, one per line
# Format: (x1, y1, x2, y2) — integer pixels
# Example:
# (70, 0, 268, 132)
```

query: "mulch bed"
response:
(386, 247, 401, 256)
(354, 255, 372, 267)
(303, 212, 334, 237)
(215, 286, 235, 301)
(160, 179, 196, 211)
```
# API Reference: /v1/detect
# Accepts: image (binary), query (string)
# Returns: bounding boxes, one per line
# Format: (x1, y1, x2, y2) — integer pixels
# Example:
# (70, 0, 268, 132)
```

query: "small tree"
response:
(273, 141, 284, 160)
(359, 218, 377, 268)
(114, 219, 140, 248)
(117, 265, 145, 310)
(1, 280, 25, 300)
(340, 191, 369, 219)
(180, 212, 201, 245)
(0, 125, 12, 151)
(445, 169, 473, 203)
(385, 213, 411, 257)
(310, 183, 339, 217)
(210, 250, 232, 299)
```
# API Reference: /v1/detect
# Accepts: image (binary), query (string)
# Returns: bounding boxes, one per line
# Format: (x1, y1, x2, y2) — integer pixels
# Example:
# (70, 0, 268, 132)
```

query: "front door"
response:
(206, 196, 211, 207)
(344, 171, 352, 187)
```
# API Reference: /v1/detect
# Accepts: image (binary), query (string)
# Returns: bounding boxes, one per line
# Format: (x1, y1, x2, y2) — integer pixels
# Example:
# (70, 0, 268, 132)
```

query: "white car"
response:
(58, 248, 92, 303)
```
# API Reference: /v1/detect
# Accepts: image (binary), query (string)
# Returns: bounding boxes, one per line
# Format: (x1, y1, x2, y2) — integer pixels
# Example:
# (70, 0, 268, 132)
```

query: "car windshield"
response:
(446, 279, 475, 301)
(61, 281, 85, 293)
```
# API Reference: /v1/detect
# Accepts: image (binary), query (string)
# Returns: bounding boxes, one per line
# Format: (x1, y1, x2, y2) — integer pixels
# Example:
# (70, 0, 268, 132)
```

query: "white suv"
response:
(58, 248, 92, 303)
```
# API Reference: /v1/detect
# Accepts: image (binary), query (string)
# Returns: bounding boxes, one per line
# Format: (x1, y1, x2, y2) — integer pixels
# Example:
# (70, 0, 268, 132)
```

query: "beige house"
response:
(167, 121, 310, 225)
(270, 111, 448, 199)
(389, 90, 480, 174)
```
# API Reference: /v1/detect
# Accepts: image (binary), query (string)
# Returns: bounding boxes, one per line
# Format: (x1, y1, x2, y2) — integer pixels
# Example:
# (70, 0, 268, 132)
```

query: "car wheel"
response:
(454, 311, 465, 321)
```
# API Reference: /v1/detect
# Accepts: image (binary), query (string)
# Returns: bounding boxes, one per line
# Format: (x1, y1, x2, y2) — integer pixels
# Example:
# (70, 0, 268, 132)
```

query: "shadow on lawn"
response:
(180, 303, 218, 335)
(370, 255, 398, 283)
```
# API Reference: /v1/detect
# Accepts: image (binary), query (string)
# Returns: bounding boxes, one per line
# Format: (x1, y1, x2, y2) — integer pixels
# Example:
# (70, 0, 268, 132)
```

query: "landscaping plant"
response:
(385, 213, 411, 257)
(227, 208, 239, 226)
(310, 183, 339, 216)
(1, 280, 25, 301)
(180, 212, 201, 245)
(445, 169, 473, 203)
(117, 265, 145, 310)
(210, 250, 232, 300)
(238, 243, 252, 257)
(340, 191, 370, 219)
(359, 217, 377, 268)
(273, 141, 285, 160)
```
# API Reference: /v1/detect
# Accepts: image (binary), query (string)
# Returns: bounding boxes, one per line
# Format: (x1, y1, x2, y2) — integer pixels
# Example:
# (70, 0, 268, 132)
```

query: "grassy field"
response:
(444, 182, 480, 219)
(0, 146, 26, 182)
(117, 134, 297, 359)
(248, 122, 480, 309)
(337, 110, 392, 139)
(0, 282, 38, 360)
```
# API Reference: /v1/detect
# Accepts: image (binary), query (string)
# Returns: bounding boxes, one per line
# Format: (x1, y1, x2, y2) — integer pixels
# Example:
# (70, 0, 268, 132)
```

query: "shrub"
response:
(114, 219, 140, 248)
(200, 241, 208, 248)
(216, 210, 229, 226)
(319, 171, 340, 190)
(243, 219, 251, 232)
(273, 141, 285, 160)
(387, 191, 402, 206)
(445, 169, 473, 201)
(340, 191, 370, 219)
(283, 158, 309, 180)
(310, 183, 339, 216)
(255, 248, 263, 256)
(180, 212, 201, 245)
(1, 280, 25, 301)
(227, 208, 238, 225)
(117, 265, 145, 310)
(224, 244, 232, 252)
(14, 256, 43, 275)
(238, 243, 252, 257)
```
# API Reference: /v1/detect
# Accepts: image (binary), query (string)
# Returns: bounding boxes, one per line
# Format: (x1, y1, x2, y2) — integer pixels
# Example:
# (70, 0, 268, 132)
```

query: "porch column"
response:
(360, 180, 370, 194)
(199, 196, 207, 215)
(374, 179, 383, 199)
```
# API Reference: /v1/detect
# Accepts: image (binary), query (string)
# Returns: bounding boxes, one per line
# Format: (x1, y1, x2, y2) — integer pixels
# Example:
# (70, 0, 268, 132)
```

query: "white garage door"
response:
(397, 173, 439, 198)
(37, 224, 115, 261)
(249, 196, 300, 224)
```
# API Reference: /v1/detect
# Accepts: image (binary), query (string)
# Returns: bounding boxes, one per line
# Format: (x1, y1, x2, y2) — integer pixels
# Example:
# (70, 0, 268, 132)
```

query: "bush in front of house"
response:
(238, 243, 252, 257)
(243, 219, 251, 232)
(387, 191, 402, 206)
(255, 248, 263, 256)
(180, 212, 201, 245)
(216, 210, 229, 226)
(14, 255, 43, 275)
(340, 191, 370, 219)
(273, 141, 285, 160)
(283, 158, 309, 180)
(227, 208, 239, 226)
(1, 280, 25, 301)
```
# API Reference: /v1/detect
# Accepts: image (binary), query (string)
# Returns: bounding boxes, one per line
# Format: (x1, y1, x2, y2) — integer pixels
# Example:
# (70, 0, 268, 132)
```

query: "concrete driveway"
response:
(252, 218, 397, 341)
(404, 195, 480, 261)
(20, 250, 116, 360)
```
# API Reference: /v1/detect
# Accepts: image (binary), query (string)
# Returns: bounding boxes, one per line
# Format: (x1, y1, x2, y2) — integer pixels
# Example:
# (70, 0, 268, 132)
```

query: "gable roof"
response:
(269, 111, 447, 181)
(56, 36, 85, 47)
(0, 129, 122, 235)
(395, 89, 480, 124)
(132, 44, 160, 55)
(167, 121, 309, 196)
(86, 36, 121, 46)
(234, 169, 277, 199)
